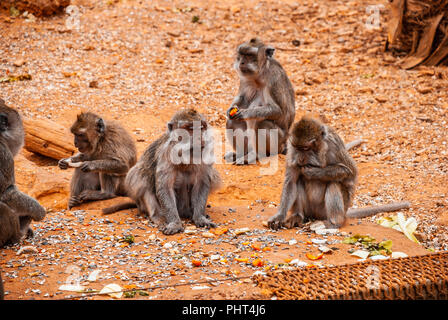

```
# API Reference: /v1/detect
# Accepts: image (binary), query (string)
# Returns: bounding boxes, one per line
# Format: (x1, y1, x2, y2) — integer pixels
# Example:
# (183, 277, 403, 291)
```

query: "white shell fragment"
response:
(99, 284, 123, 299)
(370, 255, 389, 260)
(290, 259, 308, 267)
(309, 221, 326, 231)
(318, 245, 332, 253)
(17, 246, 38, 255)
(58, 284, 85, 292)
(234, 227, 250, 235)
(315, 228, 339, 235)
(351, 250, 370, 259)
(191, 285, 210, 290)
(87, 269, 101, 282)
(202, 232, 215, 238)
(391, 252, 408, 259)
(311, 238, 327, 245)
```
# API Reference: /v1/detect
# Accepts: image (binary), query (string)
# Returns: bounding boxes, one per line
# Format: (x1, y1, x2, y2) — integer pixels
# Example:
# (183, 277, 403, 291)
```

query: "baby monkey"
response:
(268, 116, 409, 229)
(59, 112, 137, 209)
(103, 108, 221, 235)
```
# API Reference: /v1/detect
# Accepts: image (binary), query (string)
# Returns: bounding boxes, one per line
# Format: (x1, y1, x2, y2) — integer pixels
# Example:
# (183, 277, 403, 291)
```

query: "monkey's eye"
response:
(298, 146, 310, 152)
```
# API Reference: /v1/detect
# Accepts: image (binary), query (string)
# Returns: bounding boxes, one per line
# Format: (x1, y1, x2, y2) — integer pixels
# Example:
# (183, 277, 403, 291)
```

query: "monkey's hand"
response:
(161, 221, 184, 235)
(229, 108, 247, 120)
(267, 212, 286, 230)
(80, 161, 95, 173)
(301, 165, 322, 180)
(58, 158, 70, 170)
(302, 164, 352, 182)
(193, 215, 217, 229)
(68, 196, 81, 209)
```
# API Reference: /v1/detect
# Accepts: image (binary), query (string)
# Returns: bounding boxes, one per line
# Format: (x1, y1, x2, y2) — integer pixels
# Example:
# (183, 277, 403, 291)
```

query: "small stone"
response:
(13, 59, 25, 67)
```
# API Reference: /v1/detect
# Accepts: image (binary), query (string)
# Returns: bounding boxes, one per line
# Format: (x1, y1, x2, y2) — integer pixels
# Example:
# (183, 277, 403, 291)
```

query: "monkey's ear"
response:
(0, 113, 8, 132)
(96, 118, 105, 134)
(265, 46, 275, 58)
(321, 125, 328, 138)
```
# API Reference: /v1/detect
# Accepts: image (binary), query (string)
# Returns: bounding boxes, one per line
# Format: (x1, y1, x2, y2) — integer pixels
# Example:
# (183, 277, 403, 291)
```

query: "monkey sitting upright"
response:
(0, 99, 46, 247)
(225, 38, 295, 165)
(268, 116, 410, 230)
(268, 116, 357, 229)
(103, 108, 221, 235)
(58, 112, 137, 209)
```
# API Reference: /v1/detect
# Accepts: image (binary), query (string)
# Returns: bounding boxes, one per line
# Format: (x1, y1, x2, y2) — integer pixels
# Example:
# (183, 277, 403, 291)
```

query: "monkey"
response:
(58, 112, 137, 209)
(225, 38, 295, 165)
(0, 99, 46, 247)
(268, 116, 410, 230)
(102, 108, 221, 235)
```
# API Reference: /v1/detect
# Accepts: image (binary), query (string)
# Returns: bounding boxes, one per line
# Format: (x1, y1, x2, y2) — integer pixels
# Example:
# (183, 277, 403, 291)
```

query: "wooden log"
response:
(23, 118, 76, 160)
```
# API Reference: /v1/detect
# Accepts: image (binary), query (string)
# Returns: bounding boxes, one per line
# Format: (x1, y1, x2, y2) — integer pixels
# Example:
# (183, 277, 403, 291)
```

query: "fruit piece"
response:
(306, 252, 324, 260)
(252, 258, 264, 267)
(191, 260, 202, 267)
(229, 107, 238, 118)
(212, 227, 228, 235)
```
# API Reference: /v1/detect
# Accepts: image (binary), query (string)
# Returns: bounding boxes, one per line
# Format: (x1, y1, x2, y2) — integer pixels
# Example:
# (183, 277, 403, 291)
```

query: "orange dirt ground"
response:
(0, 0, 447, 300)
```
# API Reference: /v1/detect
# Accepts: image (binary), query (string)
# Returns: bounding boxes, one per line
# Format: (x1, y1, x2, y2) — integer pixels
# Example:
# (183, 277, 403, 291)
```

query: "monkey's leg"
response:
(156, 186, 184, 235)
(257, 120, 287, 158)
(191, 181, 216, 229)
(0, 202, 22, 247)
(69, 169, 100, 209)
(142, 190, 164, 226)
(1, 186, 46, 222)
(78, 174, 120, 203)
(268, 167, 299, 230)
(323, 183, 346, 228)
(135, 198, 149, 217)
(284, 180, 306, 228)
(176, 185, 192, 219)
(225, 119, 247, 163)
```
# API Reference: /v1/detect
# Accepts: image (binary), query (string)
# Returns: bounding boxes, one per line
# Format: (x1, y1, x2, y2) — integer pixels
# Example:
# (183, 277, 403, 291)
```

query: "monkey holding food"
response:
(59, 112, 137, 209)
(268, 116, 410, 229)
(103, 108, 221, 235)
(0, 99, 46, 247)
(225, 38, 296, 165)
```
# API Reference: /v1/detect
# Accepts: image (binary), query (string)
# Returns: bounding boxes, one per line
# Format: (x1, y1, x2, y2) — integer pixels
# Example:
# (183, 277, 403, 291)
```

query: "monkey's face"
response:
(169, 120, 208, 149)
(71, 113, 106, 155)
(291, 140, 320, 167)
(235, 51, 259, 76)
(73, 132, 92, 154)
(235, 43, 275, 78)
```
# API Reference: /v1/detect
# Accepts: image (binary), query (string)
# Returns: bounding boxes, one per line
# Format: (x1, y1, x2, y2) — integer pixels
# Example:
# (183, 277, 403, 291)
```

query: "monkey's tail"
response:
(345, 139, 365, 151)
(102, 202, 137, 215)
(347, 201, 410, 219)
